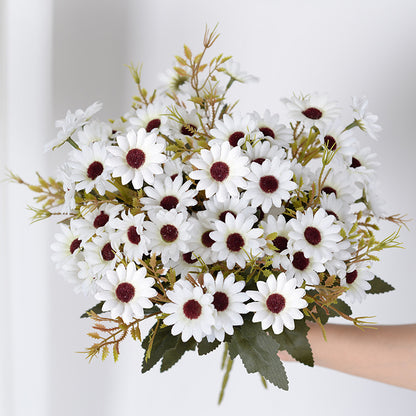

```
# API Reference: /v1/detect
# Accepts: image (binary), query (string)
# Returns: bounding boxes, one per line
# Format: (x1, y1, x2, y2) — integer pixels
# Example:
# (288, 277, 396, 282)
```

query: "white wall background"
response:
(2, 0, 415, 415)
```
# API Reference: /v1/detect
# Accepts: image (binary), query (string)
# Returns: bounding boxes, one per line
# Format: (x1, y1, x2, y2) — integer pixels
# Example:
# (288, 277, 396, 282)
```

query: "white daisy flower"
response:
(210, 212, 264, 269)
(203, 272, 249, 342)
(165, 251, 201, 278)
(129, 101, 168, 134)
(244, 141, 286, 166)
(290, 161, 314, 192)
(141, 175, 197, 213)
(320, 168, 361, 204)
(82, 233, 120, 278)
(161, 279, 215, 342)
(189, 142, 250, 202)
(209, 114, 257, 147)
(324, 239, 352, 277)
(45, 101, 103, 151)
(68, 142, 113, 196)
(247, 273, 307, 334)
(144, 209, 192, 265)
(76, 120, 112, 147)
(167, 108, 202, 142)
(250, 109, 293, 148)
(222, 60, 258, 84)
(188, 216, 218, 265)
(351, 96, 382, 140)
(107, 128, 166, 189)
(72, 203, 123, 241)
(95, 263, 157, 324)
(75, 260, 100, 297)
(341, 263, 373, 303)
(56, 163, 77, 214)
(261, 214, 291, 269)
(244, 157, 297, 213)
(109, 210, 150, 261)
(288, 208, 342, 263)
(198, 193, 256, 225)
(319, 193, 356, 232)
(282, 93, 341, 130)
(285, 250, 325, 286)
(51, 221, 83, 270)
(348, 146, 379, 186)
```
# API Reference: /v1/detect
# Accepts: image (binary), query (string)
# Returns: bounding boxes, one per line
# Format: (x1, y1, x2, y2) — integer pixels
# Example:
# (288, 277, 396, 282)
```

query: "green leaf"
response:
(366, 276, 395, 294)
(328, 298, 352, 317)
(197, 338, 221, 356)
(80, 301, 105, 318)
(270, 320, 314, 367)
(160, 338, 197, 372)
(141, 325, 178, 373)
(143, 305, 161, 315)
(229, 321, 289, 390)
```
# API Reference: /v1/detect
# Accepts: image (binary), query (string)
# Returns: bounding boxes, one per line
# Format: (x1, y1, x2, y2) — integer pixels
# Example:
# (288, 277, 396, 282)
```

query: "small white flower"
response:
(282, 93, 340, 130)
(209, 114, 257, 147)
(76, 120, 112, 146)
(247, 273, 307, 334)
(107, 128, 166, 189)
(244, 157, 297, 213)
(203, 272, 249, 342)
(341, 263, 373, 303)
(144, 209, 192, 265)
(351, 96, 382, 140)
(189, 142, 250, 202)
(210, 212, 264, 269)
(244, 141, 286, 166)
(141, 175, 197, 213)
(51, 221, 83, 270)
(285, 250, 325, 286)
(288, 208, 342, 263)
(129, 101, 168, 134)
(45, 101, 103, 151)
(68, 142, 114, 196)
(109, 210, 150, 261)
(95, 263, 157, 323)
(161, 279, 215, 342)
(222, 60, 258, 83)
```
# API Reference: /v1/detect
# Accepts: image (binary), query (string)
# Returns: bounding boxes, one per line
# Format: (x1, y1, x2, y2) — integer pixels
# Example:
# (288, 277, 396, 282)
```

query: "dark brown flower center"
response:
(115, 282, 135, 303)
(145, 118, 161, 132)
(180, 123, 197, 136)
(127, 226, 141, 244)
(322, 186, 337, 196)
(69, 238, 81, 254)
(273, 236, 288, 252)
(252, 157, 266, 165)
(226, 233, 245, 252)
(346, 270, 358, 284)
(210, 161, 229, 182)
(259, 175, 279, 193)
(87, 161, 104, 180)
(325, 210, 339, 221)
(302, 107, 323, 120)
(182, 252, 197, 264)
(259, 127, 275, 139)
(304, 226, 322, 245)
(219, 210, 236, 222)
(183, 299, 202, 319)
(292, 251, 309, 271)
(228, 131, 245, 147)
(201, 230, 215, 248)
(101, 242, 115, 261)
(266, 293, 286, 314)
(324, 135, 337, 150)
(213, 291, 229, 312)
(160, 224, 178, 242)
(160, 195, 179, 210)
(126, 148, 146, 169)
(93, 211, 109, 228)
(350, 157, 362, 168)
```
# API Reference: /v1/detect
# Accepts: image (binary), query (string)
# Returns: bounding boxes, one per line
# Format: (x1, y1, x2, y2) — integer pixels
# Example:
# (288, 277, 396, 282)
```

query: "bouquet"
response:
(11, 26, 405, 401)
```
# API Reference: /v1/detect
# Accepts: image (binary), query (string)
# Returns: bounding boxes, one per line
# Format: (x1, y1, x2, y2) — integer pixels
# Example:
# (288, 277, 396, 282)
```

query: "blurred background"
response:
(1, 0, 415, 415)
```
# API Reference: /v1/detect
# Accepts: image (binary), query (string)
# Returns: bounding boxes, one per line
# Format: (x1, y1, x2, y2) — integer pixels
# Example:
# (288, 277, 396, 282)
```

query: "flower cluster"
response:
(15, 27, 402, 400)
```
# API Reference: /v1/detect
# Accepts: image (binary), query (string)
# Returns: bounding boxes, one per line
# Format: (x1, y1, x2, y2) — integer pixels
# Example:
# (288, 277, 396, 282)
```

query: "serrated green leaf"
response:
(366, 276, 395, 294)
(141, 325, 178, 373)
(160, 338, 197, 372)
(328, 298, 352, 317)
(80, 301, 105, 318)
(197, 338, 221, 356)
(229, 321, 288, 390)
(269, 320, 314, 367)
